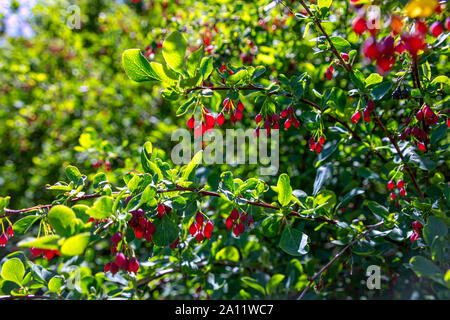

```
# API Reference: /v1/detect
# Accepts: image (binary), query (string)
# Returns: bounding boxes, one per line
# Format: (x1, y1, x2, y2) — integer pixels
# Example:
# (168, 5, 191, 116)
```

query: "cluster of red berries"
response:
(387, 178, 406, 200)
(400, 105, 439, 151)
(254, 106, 300, 137)
(187, 108, 218, 138)
(308, 136, 326, 154)
(127, 208, 156, 243)
(93, 159, 111, 171)
(351, 100, 375, 124)
(410, 221, 423, 243)
(201, 23, 218, 53)
(220, 98, 245, 125)
(188, 212, 214, 242)
(0, 226, 13, 247)
(104, 252, 139, 275)
(30, 247, 61, 260)
(225, 208, 252, 237)
(362, 35, 397, 74)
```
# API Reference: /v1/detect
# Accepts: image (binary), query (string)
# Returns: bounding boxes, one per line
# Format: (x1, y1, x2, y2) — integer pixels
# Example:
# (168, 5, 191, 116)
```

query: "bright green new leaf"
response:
(60, 233, 91, 256)
(48, 205, 77, 237)
(86, 196, 114, 219)
(1, 258, 25, 286)
(277, 174, 292, 207)
(162, 31, 187, 74)
(122, 49, 161, 82)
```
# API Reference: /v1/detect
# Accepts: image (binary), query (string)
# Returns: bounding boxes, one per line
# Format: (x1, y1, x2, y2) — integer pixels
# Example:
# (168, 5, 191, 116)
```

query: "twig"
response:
(297, 221, 384, 300)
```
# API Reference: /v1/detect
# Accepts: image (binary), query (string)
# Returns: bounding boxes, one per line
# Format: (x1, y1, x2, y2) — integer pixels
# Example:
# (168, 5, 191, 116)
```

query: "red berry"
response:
(255, 113, 262, 124)
(402, 34, 425, 56)
(351, 111, 361, 124)
(110, 263, 119, 275)
(342, 53, 349, 62)
(196, 232, 204, 242)
(30, 247, 42, 257)
(315, 143, 322, 154)
(6, 226, 13, 238)
(0, 233, 7, 247)
(205, 221, 213, 233)
(416, 109, 424, 121)
(230, 208, 239, 220)
(397, 179, 404, 189)
(114, 252, 128, 270)
(45, 250, 55, 260)
(164, 205, 171, 215)
(111, 232, 122, 245)
(363, 108, 371, 122)
(104, 263, 111, 273)
(417, 142, 426, 151)
(353, 17, 367, 35)
(390, 192, 395, 200)
(128, 257, 139, 274)
(195, 212, 204, 225)
(238, 222, 245, 234)
(318, 136, 325, 145)
(216, 113, 225, 126)
(237, 101, 244, 112)
(280, 109, 288, 118)
(399, 188, 406, 197)
(387, 180, 395, 190)
(225, 216, 233, 230)
(205, 114, 215, 130)
(415, 21, 428, 35)
(412, 221, 423, 231)
(284, 119, 291, 130)
(430, 21, 443, 37)
(187, 116, 195, 130)
(232, 224, 240, 237)
(367, 100, 375, 111)
(157, 204, 165, 219)
(235, 109, 243, 121)
(189, 222, 197, 236)
(446, 18, 450, 31)
(362, 38, 379, 60)
(325, 67, 333, 80)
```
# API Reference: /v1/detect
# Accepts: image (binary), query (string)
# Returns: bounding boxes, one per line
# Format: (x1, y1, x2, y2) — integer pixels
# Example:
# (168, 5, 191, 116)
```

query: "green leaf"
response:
(367, 201, 389, 220)
(365, 73, 383, 87)
(48, 276, 64, 293)
(220, 171, 235, 193)
(330, 36, 350, 51)
(241, 277, 266, 295)
(65, 165, 82, 185)
(313, 164, 331, 196)
(86, 196, 114, 219)
(13, 215, 40, 235)
(409, 256, 445, 285)
(176, 96, 196, 117)
(149, 62, 179, 84)
(215, 246, 240, 262)
(93, 172, 107, 190)
(47, 205, 77, 237)
(162, 31, 187, 74)
(350, 69, 365, 90)
(18, 235, 60, 250)
(279, 227, 309, 256)
(431, 123, 447, 145)
(71, 205, 91, 223)
(152, 218, 178, 247)
(266, 274, 285, 296)
(408, 154, 436, 171)
(181, 150, 203, 181)
(60, 233, 90, 256)
(199, 56, 213, 81)
(423, 216, 448, 246)
(370, 82, 392, 100)
(226, 69, 248, 85)
(186, 47, 203, 77)
(318, 0, 332, 8)
(122, 49, 160, 82)
(1, 258, 25, 286)
(277, 174, 292, 207)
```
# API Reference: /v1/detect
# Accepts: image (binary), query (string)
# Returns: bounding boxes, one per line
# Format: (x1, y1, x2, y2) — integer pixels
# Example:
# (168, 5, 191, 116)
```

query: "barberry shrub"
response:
(0, 0, 449, 300)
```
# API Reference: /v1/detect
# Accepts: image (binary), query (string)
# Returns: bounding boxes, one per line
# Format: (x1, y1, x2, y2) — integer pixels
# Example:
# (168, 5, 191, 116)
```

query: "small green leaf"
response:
(186, 47, 203, 77)
(318, 0, 332, 9)
(162, 31, 187, 74)
(199, 56, 213, 81)
(176, 96, 196, 117)
(279, 227, 309, 256)
(1, 258, 25, 286)
(365, 73, 383, 87)
(330, 36, 350, 51)
(277, 174, 292, 207)
(48, 276, 64, 293)
(367, 201, 390, 220)
(47, 205, 77, 237)
(65, 166, 82, 185)
(122, 49, 160, 82)
(13, 215, 40, 235)
(18, 235, 60, 250)
(86, 196, 114, 219)
(152, 218, 178, 247)
(409, 256, 445, 285)
(60, 233, 90, 256)
(182, 151, 203, 181)
(215, 246, 240, 262)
